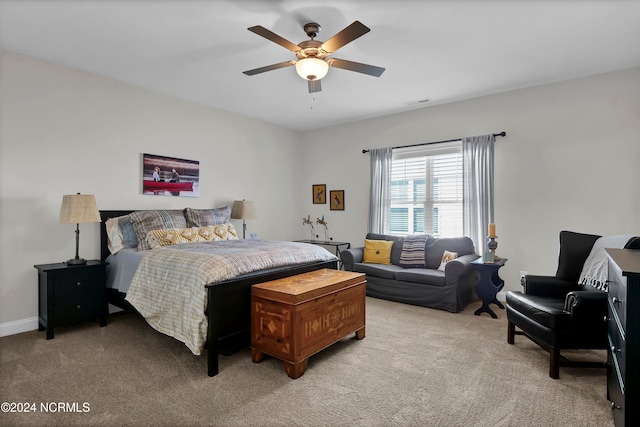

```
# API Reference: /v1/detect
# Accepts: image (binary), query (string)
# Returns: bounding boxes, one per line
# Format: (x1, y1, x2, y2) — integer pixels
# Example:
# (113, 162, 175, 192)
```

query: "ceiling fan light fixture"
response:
(244, 21, 383, 93)
(295, 57, 329, 81)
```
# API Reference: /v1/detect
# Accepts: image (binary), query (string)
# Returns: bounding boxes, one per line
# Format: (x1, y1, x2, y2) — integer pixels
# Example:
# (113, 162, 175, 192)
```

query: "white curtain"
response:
(462, 134, 495, 254)
(368, 147, 393, 234)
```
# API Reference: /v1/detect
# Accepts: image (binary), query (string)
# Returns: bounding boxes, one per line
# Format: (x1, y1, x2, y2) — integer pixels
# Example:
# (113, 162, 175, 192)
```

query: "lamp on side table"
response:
(59, 193, 101, 265)
(231, 199, 257, 239)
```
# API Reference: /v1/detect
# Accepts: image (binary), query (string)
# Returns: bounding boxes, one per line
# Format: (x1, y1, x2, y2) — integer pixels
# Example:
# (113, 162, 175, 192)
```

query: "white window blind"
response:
(390, 141, 463, 237)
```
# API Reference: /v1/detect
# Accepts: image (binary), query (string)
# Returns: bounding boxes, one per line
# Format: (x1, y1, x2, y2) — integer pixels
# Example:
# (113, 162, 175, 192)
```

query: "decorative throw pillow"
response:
(209, 223, 238, 241)
(196, 226, 217, 242)
(438, 250, 459, 271)
(146, 224, 239, 248)
(425, 238, 474, 269)
(184, 206, 231, 227)
(363, 239, 394, 265)
(398, 235, 428, 268)
(128, 210, 188, 251)
(146, 228, 190, 248)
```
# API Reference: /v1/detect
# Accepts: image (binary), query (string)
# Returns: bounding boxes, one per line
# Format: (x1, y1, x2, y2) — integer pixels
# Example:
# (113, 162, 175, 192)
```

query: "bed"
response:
(99, 209, 338, 377)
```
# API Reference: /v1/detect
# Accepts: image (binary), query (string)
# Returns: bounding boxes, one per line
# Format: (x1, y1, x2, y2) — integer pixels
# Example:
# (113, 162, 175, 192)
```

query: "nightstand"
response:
(34, 260, 108, 339)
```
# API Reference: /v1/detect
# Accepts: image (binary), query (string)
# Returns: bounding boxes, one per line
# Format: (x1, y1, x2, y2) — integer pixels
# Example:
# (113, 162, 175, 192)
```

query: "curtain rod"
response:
(361, 131, 506, 154)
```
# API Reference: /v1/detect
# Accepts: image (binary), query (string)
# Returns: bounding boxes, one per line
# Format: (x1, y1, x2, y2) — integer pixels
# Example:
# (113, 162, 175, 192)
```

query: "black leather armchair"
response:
(506, 231, 639, 379)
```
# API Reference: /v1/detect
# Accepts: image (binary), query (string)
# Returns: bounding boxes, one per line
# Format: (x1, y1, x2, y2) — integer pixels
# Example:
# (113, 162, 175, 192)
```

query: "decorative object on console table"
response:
(316, 215, 331, 241)
(59, 193, 101, 265)
(231, 199, 256, 239)
(34, 260, 108, 339)
(302, 214, 316, 240)
(312, 184, 326, 204)
(605, 248, 640, 427)
(471, 257, 507, 318)
(251, 269, 366, 379)
(330, 190, 345, 210)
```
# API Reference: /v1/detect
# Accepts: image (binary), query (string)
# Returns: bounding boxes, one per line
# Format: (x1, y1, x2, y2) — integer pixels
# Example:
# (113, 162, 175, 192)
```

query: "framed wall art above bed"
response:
(142, 153, 199, 198)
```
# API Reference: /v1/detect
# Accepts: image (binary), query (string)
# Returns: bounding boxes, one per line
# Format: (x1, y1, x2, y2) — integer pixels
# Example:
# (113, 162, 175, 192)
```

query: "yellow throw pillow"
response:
(363, 239, 394, 265)
(146, 224, 239, 248)
(146, 228, 190, 247)
(438, 250, 459, 271)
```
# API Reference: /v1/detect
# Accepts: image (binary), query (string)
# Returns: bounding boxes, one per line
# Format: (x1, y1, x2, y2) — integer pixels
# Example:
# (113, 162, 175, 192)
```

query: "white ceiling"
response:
(1, 1, 639, 131)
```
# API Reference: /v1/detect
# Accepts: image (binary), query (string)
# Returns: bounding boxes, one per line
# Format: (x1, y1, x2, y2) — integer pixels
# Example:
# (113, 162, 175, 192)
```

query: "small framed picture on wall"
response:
(330, 190, 345, 210)
(313, 184, 326, 204)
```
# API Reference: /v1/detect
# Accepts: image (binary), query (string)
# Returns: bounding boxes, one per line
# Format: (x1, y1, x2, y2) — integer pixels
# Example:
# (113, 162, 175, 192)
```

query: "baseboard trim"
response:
(1, 307, 123, 338)
(0, 317, 39, 337)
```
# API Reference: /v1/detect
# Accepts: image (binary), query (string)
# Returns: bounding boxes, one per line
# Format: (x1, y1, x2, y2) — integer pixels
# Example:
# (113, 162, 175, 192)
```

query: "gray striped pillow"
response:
(398, 235, 428, 268)
(128, 210, 187, 251)
(184, 206, 231, 227)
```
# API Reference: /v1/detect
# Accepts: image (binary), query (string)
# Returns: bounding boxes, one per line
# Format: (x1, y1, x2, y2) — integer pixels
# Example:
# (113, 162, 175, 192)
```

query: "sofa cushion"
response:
(426, 237, 475, 269)
(366, 233, 405, 265)
(395, 269, 446, 286)
(363, 239, 394, 264)
(398, 234, 428, 268)
(352, 262, 405, 279)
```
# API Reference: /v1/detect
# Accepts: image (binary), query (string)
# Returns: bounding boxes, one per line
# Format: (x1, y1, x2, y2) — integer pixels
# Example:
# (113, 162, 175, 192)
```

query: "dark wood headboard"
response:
(99, 210, 135, 261)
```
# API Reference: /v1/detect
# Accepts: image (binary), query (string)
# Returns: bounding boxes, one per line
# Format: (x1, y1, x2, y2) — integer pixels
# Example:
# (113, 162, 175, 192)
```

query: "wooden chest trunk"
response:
(251, 269, 366, 378)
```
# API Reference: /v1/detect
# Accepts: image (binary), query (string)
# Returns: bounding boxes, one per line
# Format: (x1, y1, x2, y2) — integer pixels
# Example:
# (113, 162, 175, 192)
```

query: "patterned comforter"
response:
(125, 240, 337, 355)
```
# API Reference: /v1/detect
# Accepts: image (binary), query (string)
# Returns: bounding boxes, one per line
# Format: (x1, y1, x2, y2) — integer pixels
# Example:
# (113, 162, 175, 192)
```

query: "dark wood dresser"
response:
(606, 248, 640, 427)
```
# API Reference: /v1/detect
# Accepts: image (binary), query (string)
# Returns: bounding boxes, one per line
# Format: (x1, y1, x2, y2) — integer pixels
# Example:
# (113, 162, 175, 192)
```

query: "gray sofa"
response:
(341, 233, 479, 313)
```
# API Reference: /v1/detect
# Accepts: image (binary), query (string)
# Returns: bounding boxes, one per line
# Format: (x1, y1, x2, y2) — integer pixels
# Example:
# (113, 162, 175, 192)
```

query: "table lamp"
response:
(231, 200, 256, 239)
(59, 193, 101, 265)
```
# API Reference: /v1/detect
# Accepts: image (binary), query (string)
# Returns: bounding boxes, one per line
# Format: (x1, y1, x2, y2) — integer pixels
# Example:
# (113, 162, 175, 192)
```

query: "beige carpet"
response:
(0, 297, 612, 427)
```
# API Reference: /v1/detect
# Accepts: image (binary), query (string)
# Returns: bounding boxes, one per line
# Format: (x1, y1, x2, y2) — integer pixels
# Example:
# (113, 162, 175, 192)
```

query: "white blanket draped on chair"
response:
(578, 234, 634, 291)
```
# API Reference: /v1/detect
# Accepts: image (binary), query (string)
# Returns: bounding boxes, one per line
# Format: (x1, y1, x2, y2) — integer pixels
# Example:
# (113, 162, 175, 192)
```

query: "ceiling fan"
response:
(243, 21, 385, 93)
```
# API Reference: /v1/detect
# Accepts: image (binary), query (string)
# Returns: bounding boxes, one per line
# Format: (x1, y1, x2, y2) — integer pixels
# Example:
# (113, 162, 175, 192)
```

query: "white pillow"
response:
(105, 217, 125, 254)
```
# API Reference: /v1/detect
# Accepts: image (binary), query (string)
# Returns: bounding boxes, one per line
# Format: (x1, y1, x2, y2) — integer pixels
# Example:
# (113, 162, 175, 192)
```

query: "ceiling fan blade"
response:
(320, 21, 370, 54)
(247, 25, 300, 53)
(328, 58, 385, 77)
(308, 79, 322, 93)
(243, 61, 296, 76)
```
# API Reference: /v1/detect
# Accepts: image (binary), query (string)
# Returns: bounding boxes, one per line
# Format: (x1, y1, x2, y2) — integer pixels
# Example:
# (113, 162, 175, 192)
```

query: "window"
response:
(390, 141, 463, 237)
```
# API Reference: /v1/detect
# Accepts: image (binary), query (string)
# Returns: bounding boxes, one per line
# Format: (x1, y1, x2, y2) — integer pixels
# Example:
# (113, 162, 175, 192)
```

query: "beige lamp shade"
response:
(59, 194, 101, 224)
(230, 200, 256, 220)
(231, 200, 256, 239)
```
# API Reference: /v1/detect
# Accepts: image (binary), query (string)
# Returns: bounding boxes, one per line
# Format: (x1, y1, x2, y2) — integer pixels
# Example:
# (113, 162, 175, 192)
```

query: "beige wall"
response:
(0, 49, 302, 332)
(1, 46, 638, 333)
(298, 66, 640, 294)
